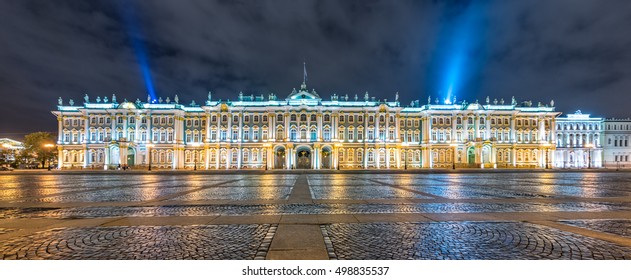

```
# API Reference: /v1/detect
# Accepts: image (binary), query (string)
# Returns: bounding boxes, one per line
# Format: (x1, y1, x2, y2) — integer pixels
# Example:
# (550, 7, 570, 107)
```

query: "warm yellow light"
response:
(449, 143, 458, 147)
(585, 143, 594, 148)
(44, 143, 54, 148)
(146, 143, 155, 148)
(1, 143, 11, 149)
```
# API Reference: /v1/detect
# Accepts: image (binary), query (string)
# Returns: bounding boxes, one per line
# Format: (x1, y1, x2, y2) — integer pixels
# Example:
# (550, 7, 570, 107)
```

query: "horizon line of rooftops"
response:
(55, 83, 557, 113)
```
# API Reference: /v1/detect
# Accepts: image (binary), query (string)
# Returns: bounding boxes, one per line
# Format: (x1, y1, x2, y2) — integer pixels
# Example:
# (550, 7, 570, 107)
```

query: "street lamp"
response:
(44, 143, 55, 171)
(146, 143, 154, 171)
(542, 143, 552, 169)
(585, 143, 594, 169)
(263, 144, 271, 171)
(192, 143, 201, 171)
(402, 143, 409, 170)
(450, 143, 458, 170)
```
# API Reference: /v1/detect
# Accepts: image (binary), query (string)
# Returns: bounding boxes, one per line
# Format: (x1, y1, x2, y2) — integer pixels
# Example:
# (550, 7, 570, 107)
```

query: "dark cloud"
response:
(1, 0, 630, 139)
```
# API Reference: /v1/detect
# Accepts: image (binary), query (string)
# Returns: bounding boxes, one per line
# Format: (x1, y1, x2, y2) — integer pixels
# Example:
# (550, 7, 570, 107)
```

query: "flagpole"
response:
(303, 62, 306, 84)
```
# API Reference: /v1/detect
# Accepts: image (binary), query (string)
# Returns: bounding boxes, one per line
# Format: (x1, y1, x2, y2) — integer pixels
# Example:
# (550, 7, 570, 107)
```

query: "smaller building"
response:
(0, 138, 24, 163)
(554, 111, 603, 168)
(603, 118, 631, 169)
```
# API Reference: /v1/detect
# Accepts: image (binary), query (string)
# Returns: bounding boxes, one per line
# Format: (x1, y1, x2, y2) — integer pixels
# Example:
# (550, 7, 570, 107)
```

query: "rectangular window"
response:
(262, 115, 268, 123)
(253, 130, 259, 140)
(262, 130, 268, 140)
(253, 115, 259, 122)
(348, 130, 354, 141)
(244, 115, 250, 123)
(340, 116, 345, 123)
(358, 130, 363, 141)
(349, 116, 354, 122)
(358, 116, 363, 123)
(244, 130, 250, 141)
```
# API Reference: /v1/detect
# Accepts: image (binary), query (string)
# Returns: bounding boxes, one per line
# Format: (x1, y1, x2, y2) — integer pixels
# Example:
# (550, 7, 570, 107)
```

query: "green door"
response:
(127, 148, 135, 166)
(467, 147, 475, 165)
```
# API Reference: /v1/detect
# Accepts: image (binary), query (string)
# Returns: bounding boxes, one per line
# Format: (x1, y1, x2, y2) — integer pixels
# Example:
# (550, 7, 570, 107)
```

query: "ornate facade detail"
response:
(52, 83, 560, 170)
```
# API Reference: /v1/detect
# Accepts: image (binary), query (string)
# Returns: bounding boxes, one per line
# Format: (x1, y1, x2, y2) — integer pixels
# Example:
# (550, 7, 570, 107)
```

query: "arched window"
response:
(243, 149, 249, 163)
(300, 128, 307, 140)
(290, 128, 297, 140)
(323, 127, 331, 141)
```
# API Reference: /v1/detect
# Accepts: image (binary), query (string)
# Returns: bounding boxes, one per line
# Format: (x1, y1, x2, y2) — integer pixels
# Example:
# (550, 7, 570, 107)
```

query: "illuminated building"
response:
(553, 111, 603, 168)
(603, 118, 631, 169)
(51, 83, 560, 170)
(0, 138, 23, 163)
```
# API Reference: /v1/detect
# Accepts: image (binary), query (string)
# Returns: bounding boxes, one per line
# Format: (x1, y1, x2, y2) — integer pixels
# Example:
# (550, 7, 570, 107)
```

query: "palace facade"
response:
(603, 118, 631, 169)
(52, 83, 560, 170)
(554, 111, 603, 168)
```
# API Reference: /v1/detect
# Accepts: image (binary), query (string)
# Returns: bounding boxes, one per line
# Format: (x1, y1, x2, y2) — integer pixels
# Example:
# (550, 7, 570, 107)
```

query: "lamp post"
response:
(263, 144, 270, 170)
(192, 143, 201, 171)
(402, 143, 409, 170)
(585, 143, 594, 169)
(146, 143, 154, 171)
(44, 143, 55, 171)
(542, 143, 551, 169)
(450, 143, 458, 170)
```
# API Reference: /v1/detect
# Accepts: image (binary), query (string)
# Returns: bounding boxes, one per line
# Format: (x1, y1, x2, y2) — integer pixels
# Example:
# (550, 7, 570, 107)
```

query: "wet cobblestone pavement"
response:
(0, 201, 627, 219)
(561, 219, 631, 238)
(0, 224, 276, 260)
(322, 222, 631, 260)
(1, 172, 631, 260)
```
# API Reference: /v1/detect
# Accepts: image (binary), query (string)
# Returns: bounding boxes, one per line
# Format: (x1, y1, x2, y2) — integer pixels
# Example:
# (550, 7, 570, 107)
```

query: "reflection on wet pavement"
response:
(561, 219, 631, 238)
(1, 202, 627, 219)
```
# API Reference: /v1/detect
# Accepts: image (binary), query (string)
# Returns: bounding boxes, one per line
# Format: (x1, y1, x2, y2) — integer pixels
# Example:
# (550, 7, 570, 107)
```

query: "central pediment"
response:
(286, 82, 321, 101)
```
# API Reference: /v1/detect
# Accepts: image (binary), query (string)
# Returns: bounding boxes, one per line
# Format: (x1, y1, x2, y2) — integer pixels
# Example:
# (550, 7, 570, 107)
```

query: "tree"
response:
(23, 132, 56, 168)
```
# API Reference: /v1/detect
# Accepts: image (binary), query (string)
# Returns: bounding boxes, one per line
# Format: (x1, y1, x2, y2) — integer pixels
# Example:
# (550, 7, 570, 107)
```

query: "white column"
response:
(57, 116, 63, 143)
(237, 148, 242, 169)
(317, 113, 322, 140)
(510, 117, 516, 143)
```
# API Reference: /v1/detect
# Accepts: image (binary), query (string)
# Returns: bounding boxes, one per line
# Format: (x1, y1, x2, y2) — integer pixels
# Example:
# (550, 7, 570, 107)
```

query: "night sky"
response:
(1, 0, 630, 139)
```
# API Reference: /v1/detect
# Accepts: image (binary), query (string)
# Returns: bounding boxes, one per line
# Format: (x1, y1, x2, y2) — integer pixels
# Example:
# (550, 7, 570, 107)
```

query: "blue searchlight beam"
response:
(441, 3, 483, 103)
(118, 0, 157, 102)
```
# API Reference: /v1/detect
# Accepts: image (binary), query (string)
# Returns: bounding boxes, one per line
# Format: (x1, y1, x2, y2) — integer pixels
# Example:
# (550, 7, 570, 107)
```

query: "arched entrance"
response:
(321, 146, 332, 169)
(295, 146, 312, 169)
(110, 146, 120, 165)
(482, 146, 491, 164)
(127, 147, 135, 166)
(467, 146, 476, 166)
(274, 146, 286, 169)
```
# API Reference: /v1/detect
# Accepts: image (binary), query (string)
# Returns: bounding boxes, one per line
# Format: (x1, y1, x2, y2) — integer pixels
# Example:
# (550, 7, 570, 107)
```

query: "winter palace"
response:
(52, 82, 563, 170)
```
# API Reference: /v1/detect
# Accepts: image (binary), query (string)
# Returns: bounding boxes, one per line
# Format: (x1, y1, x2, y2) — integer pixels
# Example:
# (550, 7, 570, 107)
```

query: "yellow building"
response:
(52, 83, 559, 169)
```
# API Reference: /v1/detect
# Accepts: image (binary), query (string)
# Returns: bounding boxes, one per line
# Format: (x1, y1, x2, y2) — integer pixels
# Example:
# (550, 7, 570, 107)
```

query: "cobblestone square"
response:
(0, 171, 630, 260)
